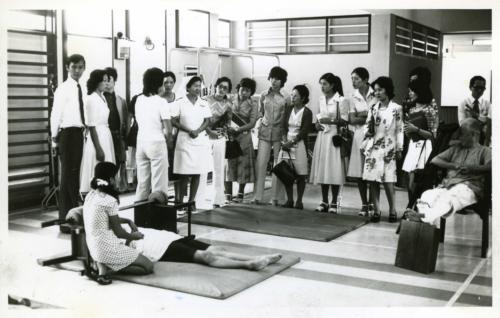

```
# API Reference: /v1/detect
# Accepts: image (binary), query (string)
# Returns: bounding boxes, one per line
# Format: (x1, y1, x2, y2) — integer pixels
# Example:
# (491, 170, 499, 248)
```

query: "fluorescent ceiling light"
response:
(472, 39, 491, 46)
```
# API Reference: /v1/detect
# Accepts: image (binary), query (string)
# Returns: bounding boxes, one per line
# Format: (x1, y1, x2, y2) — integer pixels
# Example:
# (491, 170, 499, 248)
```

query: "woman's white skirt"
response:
(402, 139, 433, 172)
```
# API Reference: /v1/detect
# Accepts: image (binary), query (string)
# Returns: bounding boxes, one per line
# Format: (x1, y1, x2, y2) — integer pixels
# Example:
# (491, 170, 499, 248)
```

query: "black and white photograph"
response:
(0, 0, 498, 316)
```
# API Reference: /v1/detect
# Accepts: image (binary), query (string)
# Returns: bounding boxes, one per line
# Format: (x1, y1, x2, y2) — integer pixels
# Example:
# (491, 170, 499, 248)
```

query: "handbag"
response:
(225, 139, 243, 159)
(271, 150, 297, 185)
(331, 101, 354, 158)
(406, 111, 429, 142)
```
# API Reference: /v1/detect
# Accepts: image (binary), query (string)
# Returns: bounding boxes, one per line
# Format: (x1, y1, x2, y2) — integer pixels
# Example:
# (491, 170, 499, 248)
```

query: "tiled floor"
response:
(6, 180, 492, 311)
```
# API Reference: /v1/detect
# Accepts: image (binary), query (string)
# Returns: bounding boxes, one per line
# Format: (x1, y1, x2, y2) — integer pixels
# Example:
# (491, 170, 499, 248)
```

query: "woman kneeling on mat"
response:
(81, 161, 282, 285)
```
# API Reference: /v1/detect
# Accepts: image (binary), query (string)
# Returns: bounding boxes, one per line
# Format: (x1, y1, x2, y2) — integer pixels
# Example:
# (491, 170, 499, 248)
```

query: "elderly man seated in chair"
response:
(409, 118, 491, 227)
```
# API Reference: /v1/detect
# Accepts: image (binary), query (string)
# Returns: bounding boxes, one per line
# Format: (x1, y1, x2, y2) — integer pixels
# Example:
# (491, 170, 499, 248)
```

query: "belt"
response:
(60, 126, 84, 131)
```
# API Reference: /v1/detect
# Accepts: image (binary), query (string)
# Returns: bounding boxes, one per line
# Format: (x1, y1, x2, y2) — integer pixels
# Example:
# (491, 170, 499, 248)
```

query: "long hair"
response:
(86, 69, 107, 95)
(319, 73, 344, 97)
(90, 178, 120, 203)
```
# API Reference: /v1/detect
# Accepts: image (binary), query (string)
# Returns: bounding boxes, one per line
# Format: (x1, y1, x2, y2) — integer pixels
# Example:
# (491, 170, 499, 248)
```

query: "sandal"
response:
(358, 204, 369, 217)
(388, 212, 398, 223)
(314, 202, 328, 213)
(328, 203, 338, 214)
(94, 274, 112, 285)
(370, 212, 381, 223)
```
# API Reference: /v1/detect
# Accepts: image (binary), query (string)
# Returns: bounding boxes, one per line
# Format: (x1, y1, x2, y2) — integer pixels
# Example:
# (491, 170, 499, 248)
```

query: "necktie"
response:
(472, 99, 480, 118)
(77, 83, 85, 126)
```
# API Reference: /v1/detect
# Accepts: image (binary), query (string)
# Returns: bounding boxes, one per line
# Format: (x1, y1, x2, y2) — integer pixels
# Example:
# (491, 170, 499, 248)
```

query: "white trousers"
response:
(135, 140, 169, 201)
(253, 139, 285, 202)
(197, 138, 227, 206)
(417, 183, 477, 227)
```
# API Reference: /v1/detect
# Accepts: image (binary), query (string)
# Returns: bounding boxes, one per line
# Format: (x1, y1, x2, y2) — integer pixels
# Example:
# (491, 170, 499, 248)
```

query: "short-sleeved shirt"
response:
(170, 96, 212, 129)
(348, 87, 376, 130)
(317, 92, 349, 132)
(457, 95, 491, 124)
(258, 88, 291, 142)
(435, 143, 491, 198)
(135, 95, 170, 142)
(84, 92, 109, 127)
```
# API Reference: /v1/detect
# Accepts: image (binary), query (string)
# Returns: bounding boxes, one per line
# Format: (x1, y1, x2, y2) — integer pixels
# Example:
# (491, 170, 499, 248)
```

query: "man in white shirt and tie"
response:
(457, 75, 491, 146)
(50, 54, 86, 233)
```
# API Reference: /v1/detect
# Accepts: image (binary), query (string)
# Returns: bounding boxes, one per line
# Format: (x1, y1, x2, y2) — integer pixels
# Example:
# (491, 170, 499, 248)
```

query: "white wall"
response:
(441, 34, 492, 106)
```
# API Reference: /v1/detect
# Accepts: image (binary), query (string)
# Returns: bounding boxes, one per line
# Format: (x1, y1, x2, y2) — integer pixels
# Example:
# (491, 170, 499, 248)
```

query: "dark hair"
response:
(86, 69, 107, 95)
(65, 54, 86, 67)
(469, 75, 486, 88)
(90, 162, 120, 203)
(409, 66, 431, 85)
(105, 67, 118, 81)
(319, 73, 344, 97)
(268, 66, 287, 87)
(408, 80, 433, 104)
(352, 67, 370, 81)
(371, 76, 395, 100)
(215, 76, 232, 93)
(163, 71, 176, 83)
(293, 85, 310, 105)
(236, 78, 256, 96)
(186, 76, 202, 91)
(142, 67, 164, 96)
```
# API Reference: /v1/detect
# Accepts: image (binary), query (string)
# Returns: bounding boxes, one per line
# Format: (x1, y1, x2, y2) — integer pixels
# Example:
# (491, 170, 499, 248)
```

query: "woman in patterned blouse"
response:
(402, 80, 439, 208)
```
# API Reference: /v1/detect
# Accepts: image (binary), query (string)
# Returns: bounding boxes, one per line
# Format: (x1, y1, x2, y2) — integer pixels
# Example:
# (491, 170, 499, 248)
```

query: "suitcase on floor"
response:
(134, 203, 177, 233)
(395, 219, 439, 274)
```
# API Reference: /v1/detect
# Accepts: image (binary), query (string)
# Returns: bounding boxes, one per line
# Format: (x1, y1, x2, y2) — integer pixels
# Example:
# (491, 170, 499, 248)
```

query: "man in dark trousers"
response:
(50, 54, 86, 233)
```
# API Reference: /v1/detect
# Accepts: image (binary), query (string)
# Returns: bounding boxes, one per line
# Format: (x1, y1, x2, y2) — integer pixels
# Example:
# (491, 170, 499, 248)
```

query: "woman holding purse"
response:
(201, 77, 233, 208)
(361, 76, 404, 223)
(402, 80, 438, 208)
(278, 85, 312, 209)
(310, 73, 349, 213)
(225, 78, 259, 203)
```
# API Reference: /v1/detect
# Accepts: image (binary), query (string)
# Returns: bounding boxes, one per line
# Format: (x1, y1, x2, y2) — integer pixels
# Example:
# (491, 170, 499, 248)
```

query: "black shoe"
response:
(281, 201, 294, 208)
(59, 225, 71, 234)
(294, 201, 304, 210)
(370, 213, 381, 223)
(388, 213, 398, 223)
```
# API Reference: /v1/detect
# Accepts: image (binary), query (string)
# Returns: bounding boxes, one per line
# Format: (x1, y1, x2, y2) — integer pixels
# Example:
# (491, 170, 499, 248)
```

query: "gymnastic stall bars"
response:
(7, 10, 59, 212)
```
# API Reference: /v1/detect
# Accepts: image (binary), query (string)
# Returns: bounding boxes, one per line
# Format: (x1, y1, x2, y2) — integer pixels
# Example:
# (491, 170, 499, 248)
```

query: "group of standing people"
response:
(51, 53, 492, 234)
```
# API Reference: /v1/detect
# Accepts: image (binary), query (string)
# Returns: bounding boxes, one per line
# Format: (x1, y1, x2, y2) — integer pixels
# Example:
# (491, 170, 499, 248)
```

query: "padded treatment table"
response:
(180, 204, 369, 241)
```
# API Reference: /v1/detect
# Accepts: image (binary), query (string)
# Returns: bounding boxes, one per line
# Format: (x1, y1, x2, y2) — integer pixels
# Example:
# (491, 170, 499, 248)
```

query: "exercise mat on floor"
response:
(48, 247, 299, 299)
(180, 204, 368, 241)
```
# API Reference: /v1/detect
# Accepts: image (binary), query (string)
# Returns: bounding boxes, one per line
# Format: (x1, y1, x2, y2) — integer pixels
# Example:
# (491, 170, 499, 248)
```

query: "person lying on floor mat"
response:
(71, 161, 282, 285)
(406, 118, 491, 227)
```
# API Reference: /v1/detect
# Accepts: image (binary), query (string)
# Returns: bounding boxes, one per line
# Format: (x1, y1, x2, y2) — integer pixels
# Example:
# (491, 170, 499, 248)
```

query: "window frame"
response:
(245, 14, 371, 55)
(393, 15, 441, 61)
(175, 9, 211, 48)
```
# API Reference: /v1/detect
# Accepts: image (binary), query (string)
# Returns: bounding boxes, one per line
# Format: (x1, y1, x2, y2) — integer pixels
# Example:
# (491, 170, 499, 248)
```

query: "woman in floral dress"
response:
(362, 76, 403, 223)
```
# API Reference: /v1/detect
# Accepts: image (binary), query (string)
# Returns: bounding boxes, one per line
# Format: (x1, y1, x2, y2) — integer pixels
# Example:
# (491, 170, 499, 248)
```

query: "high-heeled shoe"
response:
(370, 212, 381, 223)
(388, 212, 398, 223)
(358, 204, 369, 217)
(328, 203, 338, 214)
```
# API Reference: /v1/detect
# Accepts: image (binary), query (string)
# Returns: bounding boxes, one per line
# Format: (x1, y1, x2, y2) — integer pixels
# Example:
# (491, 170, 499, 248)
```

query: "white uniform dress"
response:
(309, 93, 349, 185)
(347, 87, 376, 178)
(172, 96, 213, 174)
(80, 92, 116, 193)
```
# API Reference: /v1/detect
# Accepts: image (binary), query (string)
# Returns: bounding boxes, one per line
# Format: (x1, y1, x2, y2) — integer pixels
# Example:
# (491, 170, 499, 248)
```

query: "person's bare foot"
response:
(265, 253, 282, 265)
(248, 257, 270, 271)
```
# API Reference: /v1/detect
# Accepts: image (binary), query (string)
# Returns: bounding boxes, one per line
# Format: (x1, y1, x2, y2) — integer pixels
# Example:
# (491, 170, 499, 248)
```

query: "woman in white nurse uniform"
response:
(171, 76, 212, 210)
